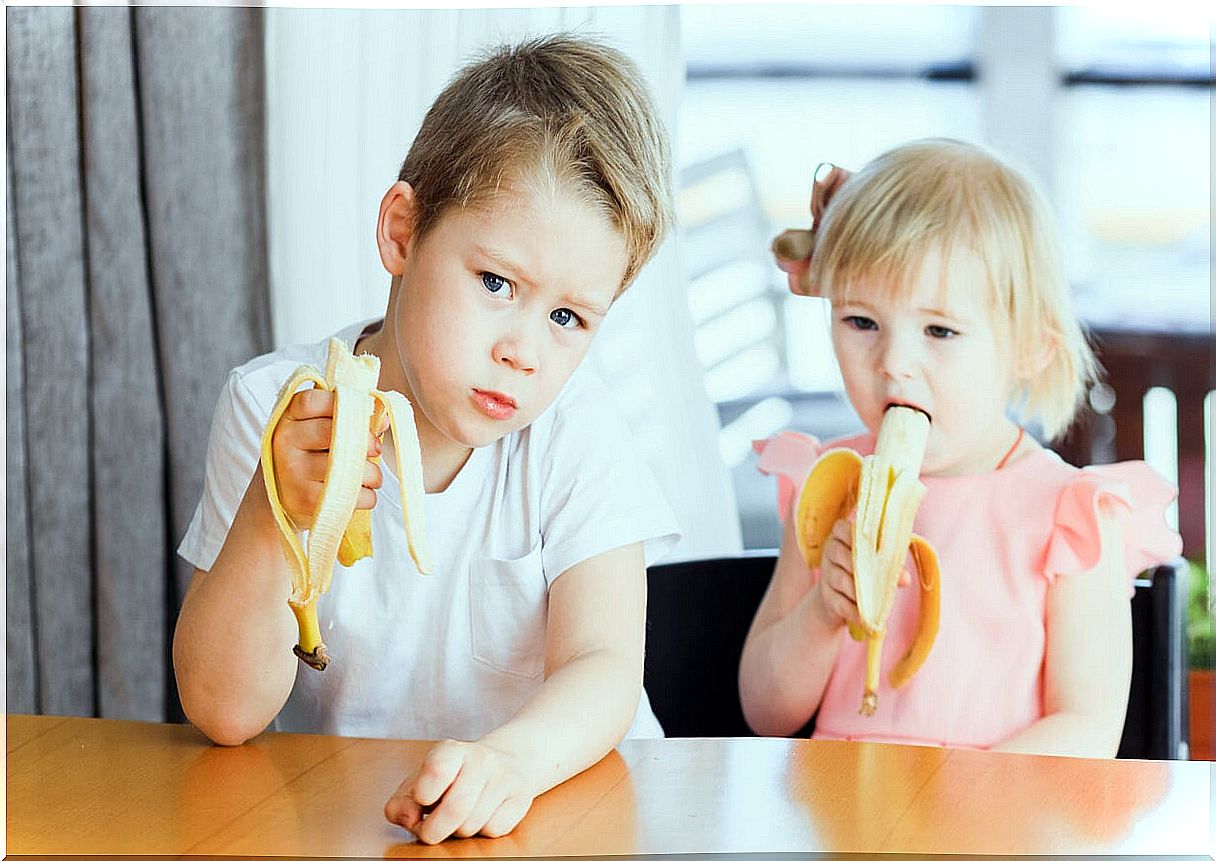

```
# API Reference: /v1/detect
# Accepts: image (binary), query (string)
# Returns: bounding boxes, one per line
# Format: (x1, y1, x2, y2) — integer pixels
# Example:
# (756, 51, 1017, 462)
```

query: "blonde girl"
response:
(742, 138, 1181, 757)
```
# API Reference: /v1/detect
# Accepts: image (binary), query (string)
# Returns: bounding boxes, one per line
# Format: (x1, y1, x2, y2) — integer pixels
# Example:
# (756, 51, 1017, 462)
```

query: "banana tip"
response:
(294, 644, 330, 671)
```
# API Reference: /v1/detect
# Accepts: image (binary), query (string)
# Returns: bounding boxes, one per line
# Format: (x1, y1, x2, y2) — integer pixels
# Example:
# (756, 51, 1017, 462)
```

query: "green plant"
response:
(1186, 560, 1214, 670)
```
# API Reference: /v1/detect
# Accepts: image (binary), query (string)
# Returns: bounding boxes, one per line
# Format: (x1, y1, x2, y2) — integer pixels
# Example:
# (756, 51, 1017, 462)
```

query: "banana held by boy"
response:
(794, 405, 941, 715)
(260, 337, 433, 671)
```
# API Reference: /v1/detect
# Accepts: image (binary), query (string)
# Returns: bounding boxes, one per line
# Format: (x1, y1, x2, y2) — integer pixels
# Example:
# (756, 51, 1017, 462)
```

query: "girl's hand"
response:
(384, 738, 535, 843)
(809, 517, 912, 632)
(268, 388, 386, 530)
(809, 518, 862, 630)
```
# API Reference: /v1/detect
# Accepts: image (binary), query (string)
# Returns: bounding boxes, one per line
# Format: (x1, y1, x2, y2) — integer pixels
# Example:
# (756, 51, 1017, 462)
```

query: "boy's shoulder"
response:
(227, 320, 372, 408)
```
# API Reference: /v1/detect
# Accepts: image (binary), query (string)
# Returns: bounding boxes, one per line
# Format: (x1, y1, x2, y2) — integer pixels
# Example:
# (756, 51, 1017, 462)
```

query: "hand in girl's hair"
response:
(811, 517, 912, 633)
(771, 163, 852, 297)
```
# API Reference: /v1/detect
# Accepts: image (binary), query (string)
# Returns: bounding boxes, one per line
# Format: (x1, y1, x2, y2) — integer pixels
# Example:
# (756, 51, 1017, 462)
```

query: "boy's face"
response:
(387, 181, 629, 455)
(830, 246, 1019, 476)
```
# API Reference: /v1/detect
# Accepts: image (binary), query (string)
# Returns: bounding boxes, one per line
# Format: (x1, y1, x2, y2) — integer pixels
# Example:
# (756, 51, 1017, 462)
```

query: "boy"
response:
(172, 35, 680, 844)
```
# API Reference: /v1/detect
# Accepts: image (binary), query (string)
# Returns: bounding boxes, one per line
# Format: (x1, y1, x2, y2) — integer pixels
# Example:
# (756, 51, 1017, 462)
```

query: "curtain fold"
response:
(6, 6, 271, 720)
(7, 5, 95, 718)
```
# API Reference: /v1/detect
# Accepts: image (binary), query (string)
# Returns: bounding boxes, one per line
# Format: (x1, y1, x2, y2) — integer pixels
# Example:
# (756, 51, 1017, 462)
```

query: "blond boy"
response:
(173, 36, 680, 843)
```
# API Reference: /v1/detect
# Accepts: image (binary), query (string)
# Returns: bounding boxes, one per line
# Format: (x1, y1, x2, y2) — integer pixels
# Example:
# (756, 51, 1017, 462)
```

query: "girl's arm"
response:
(384, 541, 648, 843)
(172, 469, 300, 746)
(738, 510, 847, 736)
(990, 502, 1132, 758)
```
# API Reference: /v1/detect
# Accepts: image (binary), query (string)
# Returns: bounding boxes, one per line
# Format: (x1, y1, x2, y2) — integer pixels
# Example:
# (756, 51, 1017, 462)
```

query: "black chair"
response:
(644, 552, 1189, 759)
(1118, 557, 1189, 759)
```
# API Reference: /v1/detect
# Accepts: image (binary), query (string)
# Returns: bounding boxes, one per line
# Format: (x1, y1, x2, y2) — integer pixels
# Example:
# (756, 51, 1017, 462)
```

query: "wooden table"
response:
(6, 715, 1211, 857)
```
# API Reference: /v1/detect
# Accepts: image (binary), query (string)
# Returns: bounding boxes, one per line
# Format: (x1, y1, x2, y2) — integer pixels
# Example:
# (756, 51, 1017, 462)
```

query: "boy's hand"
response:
(384, 738, 535, 844)
(809, 517, 911, 632)
(268, 388, 387, 530)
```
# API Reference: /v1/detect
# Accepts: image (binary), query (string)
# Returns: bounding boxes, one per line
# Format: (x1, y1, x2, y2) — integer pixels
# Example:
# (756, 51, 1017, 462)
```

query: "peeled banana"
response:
(794, 405, 941, 715)
(260, 337, 433, 670)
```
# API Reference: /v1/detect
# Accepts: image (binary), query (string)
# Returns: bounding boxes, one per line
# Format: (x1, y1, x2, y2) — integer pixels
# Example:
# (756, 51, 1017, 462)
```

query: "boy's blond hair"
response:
(808, 138, 1098, 441)
(398, 34, 674, 289)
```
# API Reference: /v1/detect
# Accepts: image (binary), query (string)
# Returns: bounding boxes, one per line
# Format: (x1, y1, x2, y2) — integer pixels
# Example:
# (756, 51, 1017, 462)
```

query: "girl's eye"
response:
(843, 315, 878, 331)
(926, 324, 958, 339)
(549, 308, 582, 329)
(481, 271, 511, 296)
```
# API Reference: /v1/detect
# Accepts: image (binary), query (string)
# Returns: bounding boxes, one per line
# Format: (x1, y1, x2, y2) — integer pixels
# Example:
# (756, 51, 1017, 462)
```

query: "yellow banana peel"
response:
(260, 337, 432, 670)
(794, 405, 941, 715)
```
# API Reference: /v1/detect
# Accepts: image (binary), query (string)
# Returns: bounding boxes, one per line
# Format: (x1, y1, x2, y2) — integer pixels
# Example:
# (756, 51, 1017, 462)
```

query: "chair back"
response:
(1119, 558, 1189, 759)
(645, 553, 1189, 758)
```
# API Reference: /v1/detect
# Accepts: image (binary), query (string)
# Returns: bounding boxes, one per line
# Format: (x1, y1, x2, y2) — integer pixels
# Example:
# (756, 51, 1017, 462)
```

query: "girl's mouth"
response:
(885, 400, 932, 423)
(471, 389, 517, 421)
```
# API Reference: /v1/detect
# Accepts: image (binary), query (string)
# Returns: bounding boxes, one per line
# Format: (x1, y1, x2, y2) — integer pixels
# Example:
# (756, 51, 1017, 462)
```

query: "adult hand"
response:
(771, 162, 851, 296)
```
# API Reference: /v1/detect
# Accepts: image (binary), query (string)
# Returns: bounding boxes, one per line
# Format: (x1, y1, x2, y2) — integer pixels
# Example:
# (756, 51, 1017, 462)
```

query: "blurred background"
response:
(6, 3, 1212, 744)
(676, 4, 1211, 550)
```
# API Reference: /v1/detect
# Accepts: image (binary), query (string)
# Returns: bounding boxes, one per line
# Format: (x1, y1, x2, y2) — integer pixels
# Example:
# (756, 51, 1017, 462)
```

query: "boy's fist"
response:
(268, 388, 387, 530)
(384, 738, 535, 844)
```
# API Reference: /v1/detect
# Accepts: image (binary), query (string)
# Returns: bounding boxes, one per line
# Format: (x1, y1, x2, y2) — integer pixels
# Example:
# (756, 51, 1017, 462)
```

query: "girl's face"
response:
(380, 180, 628, 468)
(830, 247, 1022, 476)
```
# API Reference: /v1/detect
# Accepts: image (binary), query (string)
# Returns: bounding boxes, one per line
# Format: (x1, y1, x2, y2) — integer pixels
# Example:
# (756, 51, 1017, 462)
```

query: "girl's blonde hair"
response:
(398, 35, 674, 289)
(808, 138, 1098, 441)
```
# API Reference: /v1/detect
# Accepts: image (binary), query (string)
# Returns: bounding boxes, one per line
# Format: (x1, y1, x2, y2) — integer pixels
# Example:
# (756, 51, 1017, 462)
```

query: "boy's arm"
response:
(738, 509, 844, 736)
(384, 540, 647, 843)
(172, 469, 300, 746)
(989, 503, 1132, 758)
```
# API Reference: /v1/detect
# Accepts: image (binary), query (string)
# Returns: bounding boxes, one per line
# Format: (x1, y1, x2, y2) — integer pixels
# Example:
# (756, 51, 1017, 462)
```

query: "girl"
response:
(741, 139, 1181, 757)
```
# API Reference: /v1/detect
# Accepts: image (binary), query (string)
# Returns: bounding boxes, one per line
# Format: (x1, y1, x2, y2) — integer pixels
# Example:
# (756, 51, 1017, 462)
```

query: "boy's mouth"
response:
(471, 388, 517, 421)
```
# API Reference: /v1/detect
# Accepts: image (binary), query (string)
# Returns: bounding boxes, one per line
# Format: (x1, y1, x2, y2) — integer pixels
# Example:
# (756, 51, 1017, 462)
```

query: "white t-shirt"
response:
(178, 319, 681, 741)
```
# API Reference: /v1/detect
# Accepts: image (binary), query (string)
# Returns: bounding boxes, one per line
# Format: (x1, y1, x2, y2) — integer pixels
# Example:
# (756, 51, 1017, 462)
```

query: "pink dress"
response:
(754, 430, 1183, 750)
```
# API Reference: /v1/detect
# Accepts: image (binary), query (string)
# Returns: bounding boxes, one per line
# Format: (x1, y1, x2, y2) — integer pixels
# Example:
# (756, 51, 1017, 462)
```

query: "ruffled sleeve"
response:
(753, 431, 823, 522)
(1043, 461, 1183, 594)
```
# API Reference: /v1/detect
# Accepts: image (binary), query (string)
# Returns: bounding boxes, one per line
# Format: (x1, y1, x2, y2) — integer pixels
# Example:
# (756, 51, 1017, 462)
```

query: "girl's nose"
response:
(879, 335, 918, 381)
(492, 335, 537, 375)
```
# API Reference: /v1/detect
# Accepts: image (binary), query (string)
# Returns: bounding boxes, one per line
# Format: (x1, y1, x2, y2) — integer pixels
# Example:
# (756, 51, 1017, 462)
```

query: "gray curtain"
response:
(6, 6, 272, 721)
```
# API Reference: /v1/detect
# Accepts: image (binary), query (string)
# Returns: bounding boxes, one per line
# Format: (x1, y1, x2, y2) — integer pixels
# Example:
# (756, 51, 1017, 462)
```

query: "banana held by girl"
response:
(794, 405, 941, 715)
(260, 337, 433, 670)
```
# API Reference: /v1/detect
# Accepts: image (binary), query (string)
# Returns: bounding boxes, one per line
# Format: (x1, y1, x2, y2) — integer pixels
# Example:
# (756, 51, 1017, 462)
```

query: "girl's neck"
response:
(921, 419, 1038, 477)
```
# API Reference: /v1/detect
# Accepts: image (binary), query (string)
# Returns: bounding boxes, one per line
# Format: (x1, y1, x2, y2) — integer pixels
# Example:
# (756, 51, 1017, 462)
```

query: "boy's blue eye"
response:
(844, 315, 877, 331)
(481, 272, 510, 295)
(550, 308, 582, 329)
(927, 324, 958, 339)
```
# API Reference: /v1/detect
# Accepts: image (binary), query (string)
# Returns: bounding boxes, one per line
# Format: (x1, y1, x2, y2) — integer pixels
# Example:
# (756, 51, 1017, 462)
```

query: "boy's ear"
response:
(377, 181, 419, 276)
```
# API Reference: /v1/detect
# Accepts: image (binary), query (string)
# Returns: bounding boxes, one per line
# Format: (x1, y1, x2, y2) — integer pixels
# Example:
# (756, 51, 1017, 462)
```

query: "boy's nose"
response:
(492, 337, 537, 375)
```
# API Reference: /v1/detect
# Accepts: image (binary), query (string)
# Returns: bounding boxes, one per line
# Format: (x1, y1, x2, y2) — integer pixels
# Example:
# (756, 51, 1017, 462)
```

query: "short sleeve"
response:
(753, 431, 824, 522)
(537, 367, 682, 584)
(1043, 461, 1183, 591)
(176, 370, 271, 571)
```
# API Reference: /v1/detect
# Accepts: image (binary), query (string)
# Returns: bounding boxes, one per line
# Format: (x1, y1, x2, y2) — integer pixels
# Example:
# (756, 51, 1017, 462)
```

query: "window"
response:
(677, 4, 1212, 549)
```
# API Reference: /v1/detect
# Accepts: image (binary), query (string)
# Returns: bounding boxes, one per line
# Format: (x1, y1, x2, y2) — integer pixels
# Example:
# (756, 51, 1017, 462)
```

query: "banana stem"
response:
(860, 631, 883, 716)
(290, 595, 329, 671)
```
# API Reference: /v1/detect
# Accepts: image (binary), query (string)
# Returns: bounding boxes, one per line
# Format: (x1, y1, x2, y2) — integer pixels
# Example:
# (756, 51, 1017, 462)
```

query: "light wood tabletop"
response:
(6, 714, 1211, 857)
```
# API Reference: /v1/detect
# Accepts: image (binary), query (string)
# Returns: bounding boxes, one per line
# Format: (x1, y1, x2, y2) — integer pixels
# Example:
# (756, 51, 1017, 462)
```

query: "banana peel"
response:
(794, 405, 941, 715)
(260, 337, 432, 670)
